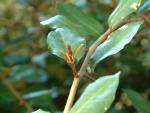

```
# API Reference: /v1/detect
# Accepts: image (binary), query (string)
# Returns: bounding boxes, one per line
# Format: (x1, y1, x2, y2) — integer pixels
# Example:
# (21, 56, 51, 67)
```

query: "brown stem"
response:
(3, 80, 33, 113)
(63, 18, 139, 113)
(79, 18, 137, 76)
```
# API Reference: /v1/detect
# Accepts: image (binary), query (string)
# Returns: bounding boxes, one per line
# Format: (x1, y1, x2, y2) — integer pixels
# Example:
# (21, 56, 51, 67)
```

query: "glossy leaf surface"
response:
(108, 0, 142, 26)
(90, 21, 143, 70)
(41, 3, 103, 37)
(57, 3, 103, 37)
(47, 28, 86, 62)
(69, 72, 120, 113)
(40, 15, 88, 36)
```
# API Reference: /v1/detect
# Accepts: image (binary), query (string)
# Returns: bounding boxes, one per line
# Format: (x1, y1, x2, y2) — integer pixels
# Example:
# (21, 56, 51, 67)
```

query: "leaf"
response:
(138, 0, 150, 13)
(108, 0, 142, 26)
(4, 54, 30, 66)
(9, 65, 48, 83)
(27, 89, 58, 112)
(90, 21, 143, 70)
(40, 15, 88, 36)
(124, 89, 150, 113)
(32, 109, 50, 113)
(23, 89, 51, 99)
(32, 52, 49, 67)
(47, 28, 86, 62)
(69, 72, 120, 113)
(57, 3, 103, 37)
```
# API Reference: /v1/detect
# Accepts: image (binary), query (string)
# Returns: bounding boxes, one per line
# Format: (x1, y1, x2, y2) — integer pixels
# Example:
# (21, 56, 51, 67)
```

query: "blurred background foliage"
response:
(0, 0, 150, 113)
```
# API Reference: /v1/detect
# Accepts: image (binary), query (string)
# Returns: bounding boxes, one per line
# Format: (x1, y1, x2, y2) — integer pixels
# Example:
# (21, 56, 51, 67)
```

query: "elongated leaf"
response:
(40, 15, 88, 36)
(124, 89, 150, 113)
(47, 28, 86, 62)
(57, 3, 103, 37)
(32, 109, 50, 113)
(69, 72, 120, 113)
(108, 0, 142, 26)
(90, 21, 143, 70)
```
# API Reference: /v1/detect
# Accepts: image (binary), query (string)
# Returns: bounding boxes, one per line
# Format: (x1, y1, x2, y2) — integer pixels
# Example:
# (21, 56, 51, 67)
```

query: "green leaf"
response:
(9, 65, 48, 82)
(108, 0, 142, 26)
(27, 89, 58, 112)
(40, 3, 103, 37)
(47, 28, 86, 62)
(32, 109, 50, 113)
(124, 89, 150, 113)
(138, 0, 150, 13)
(90, 21, 143, 70)
(40, 15, 88, 36)
(57, 3, 103, 37)
(69, 72, 120, 113)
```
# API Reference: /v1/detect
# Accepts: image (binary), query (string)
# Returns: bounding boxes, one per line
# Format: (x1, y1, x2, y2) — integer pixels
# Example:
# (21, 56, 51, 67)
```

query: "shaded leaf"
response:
(4, 54, 30, 66)
(9, 65, 48, 83)
(90, 21, 143, 70)
(108, 0, 142, 26)
(27, 89, 58, 112)
(32, 109, 50, 113)
(57, 3, 103, 37)
(137, 52, 150, 66)
(47, 28, 86, 62)
(69, 72, 120, 113)
(124, 89, 150, 113)
(108, 107, 128, 113)
(32, 52, 49, 67)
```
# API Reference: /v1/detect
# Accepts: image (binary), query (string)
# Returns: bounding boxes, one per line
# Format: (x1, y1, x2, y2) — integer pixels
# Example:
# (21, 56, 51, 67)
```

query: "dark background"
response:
(0, 0, 150, 113)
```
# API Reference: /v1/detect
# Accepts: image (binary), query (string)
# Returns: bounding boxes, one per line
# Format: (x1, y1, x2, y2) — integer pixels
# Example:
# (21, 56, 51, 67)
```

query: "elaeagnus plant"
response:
(33, 0, 144, 113)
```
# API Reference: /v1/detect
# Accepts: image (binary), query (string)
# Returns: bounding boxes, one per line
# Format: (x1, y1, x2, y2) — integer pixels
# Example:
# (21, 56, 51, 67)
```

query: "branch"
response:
(63, 77, 80, 113)
(63, 18, 139, 113)
(3, 80, 33, 113)
(78, 18, 137, 76)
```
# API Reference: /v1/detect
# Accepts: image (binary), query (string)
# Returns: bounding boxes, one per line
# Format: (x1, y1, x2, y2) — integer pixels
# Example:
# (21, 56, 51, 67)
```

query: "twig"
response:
(78, 18, 137, 76)
(3, 80, 33, 113)
(63, 18, 139, 113)
(112, 0, 117, 8)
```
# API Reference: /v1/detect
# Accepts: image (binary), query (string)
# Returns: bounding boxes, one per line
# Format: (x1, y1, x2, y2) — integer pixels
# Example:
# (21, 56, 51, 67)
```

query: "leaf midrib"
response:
(73, 80, 114, 113)
(60, 5, 100, 36)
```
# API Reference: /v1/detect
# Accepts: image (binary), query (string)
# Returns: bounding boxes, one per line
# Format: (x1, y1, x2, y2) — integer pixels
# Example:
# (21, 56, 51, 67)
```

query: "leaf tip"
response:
(113, 71, 121, 79)
(32, 109, 50, 113)
(40, 19, 50, 25)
